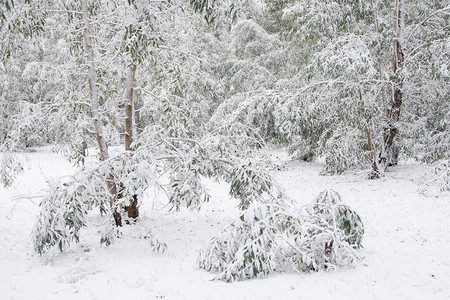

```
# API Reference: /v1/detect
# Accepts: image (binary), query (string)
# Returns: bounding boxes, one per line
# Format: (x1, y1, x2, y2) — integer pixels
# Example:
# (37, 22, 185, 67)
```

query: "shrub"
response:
(198, 189, 364, 281)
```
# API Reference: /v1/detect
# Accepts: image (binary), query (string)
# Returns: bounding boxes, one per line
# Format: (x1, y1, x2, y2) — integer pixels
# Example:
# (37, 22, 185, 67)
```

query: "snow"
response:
(1, 148, 449, 299)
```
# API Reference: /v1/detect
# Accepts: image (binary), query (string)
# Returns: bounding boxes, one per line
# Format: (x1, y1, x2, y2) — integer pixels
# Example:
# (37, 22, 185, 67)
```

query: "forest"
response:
(0, 0, 449, 299)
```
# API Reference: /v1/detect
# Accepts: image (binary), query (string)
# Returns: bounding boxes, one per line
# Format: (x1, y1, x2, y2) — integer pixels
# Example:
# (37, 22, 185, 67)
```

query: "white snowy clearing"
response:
(0, 147, 449, 300)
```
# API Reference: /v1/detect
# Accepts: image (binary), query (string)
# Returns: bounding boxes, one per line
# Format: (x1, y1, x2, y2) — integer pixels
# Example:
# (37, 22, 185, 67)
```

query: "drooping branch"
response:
(405, 6, 450, 45)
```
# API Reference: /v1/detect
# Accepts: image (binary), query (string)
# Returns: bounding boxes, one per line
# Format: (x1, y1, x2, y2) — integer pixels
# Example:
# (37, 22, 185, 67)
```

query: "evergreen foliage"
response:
(198, 189, 364, 281)
(0, 0, 446, 281)
(418, 160, 450, 196)
(2, 0, 448, 183)
(209, 0, 449, 174)
(33, 116, 285, 254)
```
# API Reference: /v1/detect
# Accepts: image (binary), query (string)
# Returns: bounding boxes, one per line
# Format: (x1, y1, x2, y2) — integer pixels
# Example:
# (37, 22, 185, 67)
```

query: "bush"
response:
(198, 189, 364, 281)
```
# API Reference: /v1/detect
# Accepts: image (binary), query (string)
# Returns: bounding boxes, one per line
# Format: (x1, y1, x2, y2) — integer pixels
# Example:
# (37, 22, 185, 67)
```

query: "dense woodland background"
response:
(1, 0, 448, 176)
(0, 0, 448, 283)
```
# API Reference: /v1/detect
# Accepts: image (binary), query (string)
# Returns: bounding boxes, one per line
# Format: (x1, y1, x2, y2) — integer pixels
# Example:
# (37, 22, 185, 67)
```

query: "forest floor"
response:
(0, 147, 449, 300)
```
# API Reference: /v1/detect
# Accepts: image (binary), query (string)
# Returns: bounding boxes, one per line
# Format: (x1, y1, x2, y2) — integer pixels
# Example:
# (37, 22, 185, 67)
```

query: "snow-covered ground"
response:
(1, 148, 449, 300)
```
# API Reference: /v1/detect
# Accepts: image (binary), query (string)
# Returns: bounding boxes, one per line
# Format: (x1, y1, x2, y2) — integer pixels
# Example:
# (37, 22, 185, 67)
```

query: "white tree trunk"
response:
(124, 61, 137, 152)
(80, 0, 121, 225)
(123, 59, 139, 221)
(80, 0, 109, 161)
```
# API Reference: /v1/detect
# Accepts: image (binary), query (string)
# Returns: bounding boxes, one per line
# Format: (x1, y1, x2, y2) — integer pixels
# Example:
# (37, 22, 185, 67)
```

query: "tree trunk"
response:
(124, 61, 137, 152)
(366, 130, 378, 178)
(373, 0, 404, 177)
(80, 0, 121, 226)
(123, 60, 139, 222)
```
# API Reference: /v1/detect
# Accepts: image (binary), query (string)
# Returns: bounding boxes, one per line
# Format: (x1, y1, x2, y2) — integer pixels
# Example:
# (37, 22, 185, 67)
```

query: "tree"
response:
(1, 0, 446, 265)
(32, 0, 294, 253)
(65, 0, 174, 225)
(372, 0, 405, 177)
(208, 0, 448, 176)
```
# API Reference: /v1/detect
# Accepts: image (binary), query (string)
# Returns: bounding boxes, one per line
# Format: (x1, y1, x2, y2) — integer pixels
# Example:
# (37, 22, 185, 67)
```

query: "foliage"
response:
(401, 2, 450, 163)
(209, 0, 449, 175)
(32, 154, 169, 253)
(198, 204, 281, 281)
(198, 189, 364, 281)
(418, 160, 450, 196)
(189, 0, 245, 26)
(0, 151, 22, 187)
(431, 160, 450, 192)
(33, 166, 110, 254)
(0, 0, 445, 266)
(33, 105, 286, 253)
(305, 190, 364, 247)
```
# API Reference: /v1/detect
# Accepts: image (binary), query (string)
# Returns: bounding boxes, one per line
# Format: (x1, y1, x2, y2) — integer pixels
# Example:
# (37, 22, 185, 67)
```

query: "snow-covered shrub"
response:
(401, 8, 449, 165)
(32, 160, 132, 254)
(304, 190, 364, 248)
(287, 137, 313, 161)
(33, 169, 110, 254)
(198, 189, 364, 281)
(197, 204, 282, 281)
(434, 161, 450, 192)
(322, 125, 372, 175)
(135, 227, 168, 253)
(33, 162, 169, 254)
(402, 101, 449, 164)
(211, 80, 382, 175)
(0, 151, 23, 187)
(418, 160, 450, 196)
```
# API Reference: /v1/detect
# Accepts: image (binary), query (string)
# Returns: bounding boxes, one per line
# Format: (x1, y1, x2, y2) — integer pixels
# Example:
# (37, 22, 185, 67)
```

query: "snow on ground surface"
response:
(1, 147, 449, 300)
